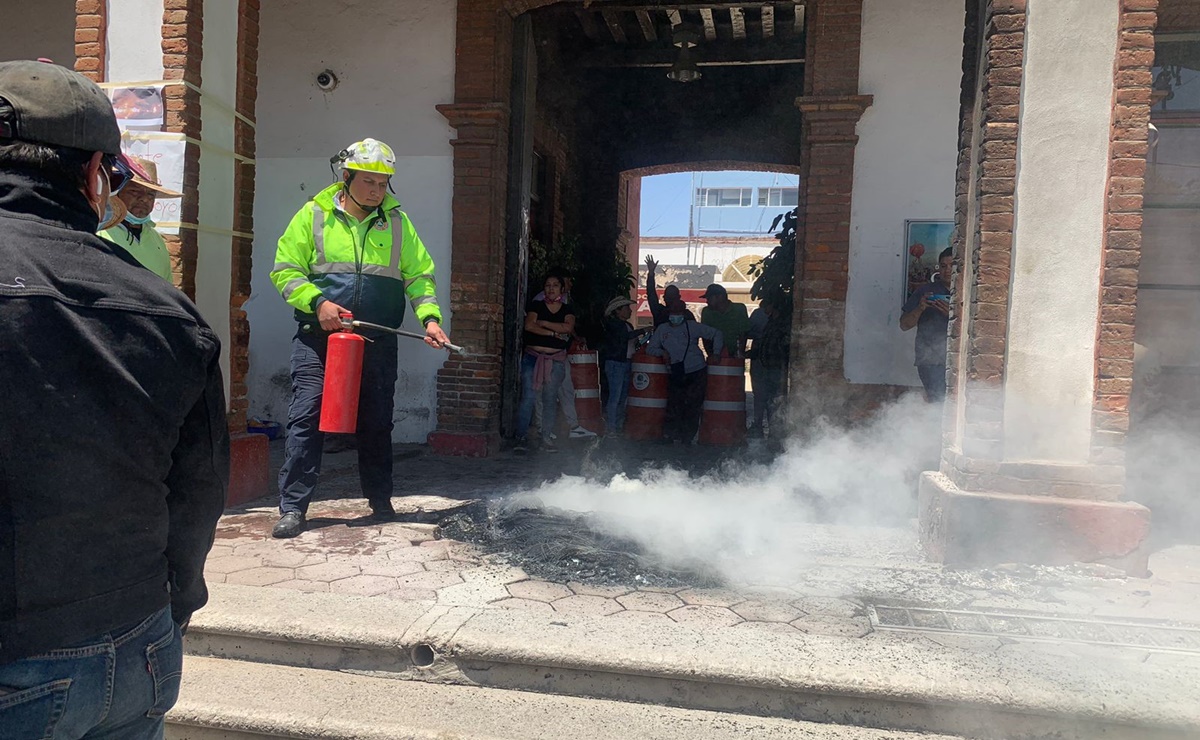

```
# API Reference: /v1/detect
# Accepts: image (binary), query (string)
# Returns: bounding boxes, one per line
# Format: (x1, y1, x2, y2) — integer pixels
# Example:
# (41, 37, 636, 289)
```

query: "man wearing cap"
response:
(599, 295, 650, 433)
(99, 155, 182, 281)
(0, 60, 228, 735)
(700, 282, 749, 358)
(270, 137, 451, 538)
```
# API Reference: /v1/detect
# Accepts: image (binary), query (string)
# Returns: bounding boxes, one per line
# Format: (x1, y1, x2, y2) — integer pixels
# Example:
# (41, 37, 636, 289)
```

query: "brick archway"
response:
(430, 0, 871, 455)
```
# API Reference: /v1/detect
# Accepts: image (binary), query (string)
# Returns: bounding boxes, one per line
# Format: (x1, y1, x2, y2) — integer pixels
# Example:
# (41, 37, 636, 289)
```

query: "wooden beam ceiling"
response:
(635, 9, 658, 41)
(729, 7, 746, 40)
(699, 8, 717, 40)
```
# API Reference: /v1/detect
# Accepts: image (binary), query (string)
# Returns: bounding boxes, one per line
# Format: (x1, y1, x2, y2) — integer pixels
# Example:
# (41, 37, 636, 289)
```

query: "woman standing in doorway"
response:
(514, 273, 576, 453)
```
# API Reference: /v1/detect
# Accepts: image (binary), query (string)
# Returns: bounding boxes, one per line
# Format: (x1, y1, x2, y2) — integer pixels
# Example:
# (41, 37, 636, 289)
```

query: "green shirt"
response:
(701, 301, 750, 344)
(99, 221, 172, 282)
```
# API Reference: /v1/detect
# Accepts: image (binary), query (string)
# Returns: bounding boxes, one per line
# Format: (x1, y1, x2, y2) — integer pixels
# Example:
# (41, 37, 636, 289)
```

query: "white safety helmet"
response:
(334, 138, 396, 176)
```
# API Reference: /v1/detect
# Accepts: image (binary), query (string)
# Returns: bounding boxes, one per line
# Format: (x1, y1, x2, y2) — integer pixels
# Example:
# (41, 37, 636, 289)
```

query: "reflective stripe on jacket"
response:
(270, 182, 442, 329)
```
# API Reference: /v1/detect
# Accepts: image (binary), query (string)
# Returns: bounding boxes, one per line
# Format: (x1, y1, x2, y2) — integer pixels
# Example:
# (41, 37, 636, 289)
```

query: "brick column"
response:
(789, 0, 873, 420)
(160, 0, 203, 299)
(920, 0, 1156, 574)
(73, 1, 107, 82)
(428, 0, 517, 456)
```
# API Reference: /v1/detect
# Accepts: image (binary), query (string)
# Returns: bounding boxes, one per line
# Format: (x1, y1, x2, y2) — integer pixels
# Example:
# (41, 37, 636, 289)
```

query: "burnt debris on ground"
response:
(437, 496, 724, 589)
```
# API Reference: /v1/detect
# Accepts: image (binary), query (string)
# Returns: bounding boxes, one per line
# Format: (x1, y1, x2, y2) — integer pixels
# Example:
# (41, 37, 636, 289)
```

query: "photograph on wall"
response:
(108, 86, 164, 129)
(903, 219, 954, 304)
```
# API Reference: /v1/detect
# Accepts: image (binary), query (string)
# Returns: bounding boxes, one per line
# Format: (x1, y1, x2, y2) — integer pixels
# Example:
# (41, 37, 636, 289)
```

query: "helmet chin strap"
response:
(342, 173, 380, 216)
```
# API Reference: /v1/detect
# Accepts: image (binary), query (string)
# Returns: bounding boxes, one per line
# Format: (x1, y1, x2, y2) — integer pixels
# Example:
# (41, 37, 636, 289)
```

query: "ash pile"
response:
(437, 495, 722, 589)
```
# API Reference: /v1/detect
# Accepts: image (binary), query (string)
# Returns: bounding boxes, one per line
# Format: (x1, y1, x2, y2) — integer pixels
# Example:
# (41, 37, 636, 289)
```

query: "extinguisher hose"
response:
(346, 319, 467, 355)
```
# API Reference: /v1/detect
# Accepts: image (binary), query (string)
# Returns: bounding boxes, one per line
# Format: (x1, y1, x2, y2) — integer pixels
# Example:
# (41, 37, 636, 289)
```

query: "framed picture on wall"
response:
(903, 220, 955, 304)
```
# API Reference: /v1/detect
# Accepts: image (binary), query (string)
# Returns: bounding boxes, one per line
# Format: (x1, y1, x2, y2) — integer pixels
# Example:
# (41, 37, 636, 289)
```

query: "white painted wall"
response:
(194, 0, 239, 406)
(0, 1, 75, 67)
(1004, 0, 1119, 463)
(247, 0, 457, 440)
(843, 0, 964, 386)
(107, 0, 165, 81)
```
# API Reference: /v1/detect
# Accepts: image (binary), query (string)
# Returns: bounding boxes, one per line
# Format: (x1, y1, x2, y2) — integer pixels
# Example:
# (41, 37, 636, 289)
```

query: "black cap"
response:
(702, 283, 727, 298)
(0, 60, 120, 156)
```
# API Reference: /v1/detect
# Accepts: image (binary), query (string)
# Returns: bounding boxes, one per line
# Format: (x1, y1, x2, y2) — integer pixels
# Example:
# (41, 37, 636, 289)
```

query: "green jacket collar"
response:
(311, 182, 401, 215)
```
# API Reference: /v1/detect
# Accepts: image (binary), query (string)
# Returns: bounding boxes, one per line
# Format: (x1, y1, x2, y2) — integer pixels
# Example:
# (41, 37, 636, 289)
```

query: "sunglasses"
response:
(103, 153, 138, 195)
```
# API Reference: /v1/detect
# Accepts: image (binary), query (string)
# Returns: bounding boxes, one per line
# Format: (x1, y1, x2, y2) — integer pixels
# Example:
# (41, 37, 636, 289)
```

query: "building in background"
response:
(635, 170, 798, 321)
(4, 0, 1196, 570)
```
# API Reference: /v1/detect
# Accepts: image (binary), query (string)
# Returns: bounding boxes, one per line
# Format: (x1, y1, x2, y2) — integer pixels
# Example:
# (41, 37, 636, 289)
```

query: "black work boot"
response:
(367, 498, 396, 522)
(272, 511, 306, 539)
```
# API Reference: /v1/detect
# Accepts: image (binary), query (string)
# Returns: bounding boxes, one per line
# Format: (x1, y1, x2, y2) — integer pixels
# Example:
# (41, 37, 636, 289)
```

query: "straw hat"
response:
(604, 297, 635, 316)
(126, 155, 182, 198)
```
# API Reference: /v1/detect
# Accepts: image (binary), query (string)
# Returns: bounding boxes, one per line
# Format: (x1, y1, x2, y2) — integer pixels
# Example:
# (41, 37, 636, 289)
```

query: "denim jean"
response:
(516, 353, 566, 442)
(0, 607, 182, 740)
(604, 360, 631, 432)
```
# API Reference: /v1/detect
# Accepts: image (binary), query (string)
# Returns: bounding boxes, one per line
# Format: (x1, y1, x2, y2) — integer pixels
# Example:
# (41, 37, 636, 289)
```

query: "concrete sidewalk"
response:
(193, 441, 1200, 737)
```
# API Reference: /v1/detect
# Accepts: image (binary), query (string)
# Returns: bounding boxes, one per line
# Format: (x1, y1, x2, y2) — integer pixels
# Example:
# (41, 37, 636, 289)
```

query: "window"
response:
(695, 187, 753, 207)
(757, 187, 799, 207)
(1152, 36, 1200, 116)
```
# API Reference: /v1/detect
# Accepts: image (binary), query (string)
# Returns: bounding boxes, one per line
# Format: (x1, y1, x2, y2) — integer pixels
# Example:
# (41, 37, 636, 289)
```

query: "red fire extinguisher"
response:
(319, 312, 365, 434)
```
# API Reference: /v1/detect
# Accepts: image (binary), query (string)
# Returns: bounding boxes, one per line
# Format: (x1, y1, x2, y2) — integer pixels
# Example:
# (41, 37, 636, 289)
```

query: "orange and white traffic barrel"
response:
(568, 348, 606, 435)
(625, 349, 668, 440)
(699, 355, 746, 446)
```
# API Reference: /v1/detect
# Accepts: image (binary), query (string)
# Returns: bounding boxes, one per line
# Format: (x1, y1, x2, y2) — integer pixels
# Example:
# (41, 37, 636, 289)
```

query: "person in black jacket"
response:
(0, 60, 228, 738)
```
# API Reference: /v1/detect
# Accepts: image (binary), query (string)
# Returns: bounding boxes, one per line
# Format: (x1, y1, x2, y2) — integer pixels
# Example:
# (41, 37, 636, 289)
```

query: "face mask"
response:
(668, 315, 685, 326)
(98, 196, 125, 230)
(124, 213, 152, 226)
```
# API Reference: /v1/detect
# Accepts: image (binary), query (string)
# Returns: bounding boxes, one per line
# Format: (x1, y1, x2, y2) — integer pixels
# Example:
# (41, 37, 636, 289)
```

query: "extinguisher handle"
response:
(336, 312, 355, 332)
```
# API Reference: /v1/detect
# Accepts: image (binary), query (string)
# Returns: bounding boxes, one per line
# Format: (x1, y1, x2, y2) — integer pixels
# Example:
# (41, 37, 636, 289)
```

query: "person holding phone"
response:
(900, 247, 953, 402)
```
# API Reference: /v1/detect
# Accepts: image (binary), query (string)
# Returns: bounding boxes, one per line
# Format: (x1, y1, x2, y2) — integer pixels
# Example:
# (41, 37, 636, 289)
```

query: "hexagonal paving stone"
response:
(382, 588, 438, 602)
(790, 597, 861, 619)
(732, 600, 805, 624)
(568, 582, 631, 598)
(551, 595, 623, 617)
(259, 550, 329, 569)
(224, 567, 295, 587)
(359, 561, 426, 578)
(395, 571, 463, 590)
(667, 605, 743, 628)
(206, 573, 226, 584)
(617, 591, 685, 613)
(208, 544, 235, 559)
(493, 597, 556, 615)
(790, 616, 873, 638)
(204, 555, 263, 574)
(606, 610, 674, 625)
(424, 559, 462, 572)
(387, 546, 448, 563)
(676, 588, 745, 608)
(732, 620, 802, 637)
(506, 580, 573, 603)
(295, 562, 362, 583)
(462, 565, 528, 585)
(330, 575, 398, 596)
(272, 579, 329, 592)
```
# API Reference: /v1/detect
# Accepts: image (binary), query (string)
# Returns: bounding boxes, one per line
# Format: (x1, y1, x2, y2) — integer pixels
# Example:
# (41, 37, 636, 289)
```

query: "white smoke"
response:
(515, 393, 942, 586)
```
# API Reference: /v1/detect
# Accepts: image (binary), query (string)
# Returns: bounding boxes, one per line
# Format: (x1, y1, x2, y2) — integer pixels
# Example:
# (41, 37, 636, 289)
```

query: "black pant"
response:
(666, 368, 707, 443)
(278, 329, 398, 514)
(917, 364, 947, 403)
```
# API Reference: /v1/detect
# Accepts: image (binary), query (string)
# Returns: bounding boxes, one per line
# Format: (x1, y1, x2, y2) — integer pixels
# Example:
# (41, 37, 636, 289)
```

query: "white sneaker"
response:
(570, 426, 598, 439)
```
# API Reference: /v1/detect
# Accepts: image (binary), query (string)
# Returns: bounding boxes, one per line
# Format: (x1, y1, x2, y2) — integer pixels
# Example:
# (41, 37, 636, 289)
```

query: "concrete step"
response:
(168, 655, 964, 739)
(185, 585, 1200, 740)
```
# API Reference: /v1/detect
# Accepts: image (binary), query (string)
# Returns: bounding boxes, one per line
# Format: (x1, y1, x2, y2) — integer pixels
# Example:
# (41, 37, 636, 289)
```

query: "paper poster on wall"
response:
(120, 132, 186, 235)
(108, 86, 164, 130)
(902, 220, 954, 304)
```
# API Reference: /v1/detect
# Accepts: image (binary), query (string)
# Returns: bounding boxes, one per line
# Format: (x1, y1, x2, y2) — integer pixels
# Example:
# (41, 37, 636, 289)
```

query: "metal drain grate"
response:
(867, 605, 1200, 654)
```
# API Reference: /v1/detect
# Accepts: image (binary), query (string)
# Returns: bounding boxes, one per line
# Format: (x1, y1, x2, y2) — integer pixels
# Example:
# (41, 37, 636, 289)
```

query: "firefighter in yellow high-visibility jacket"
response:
(269, 138, 451, 539)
